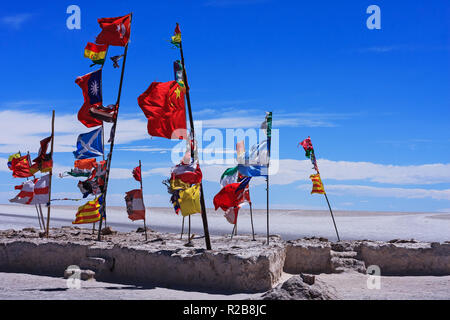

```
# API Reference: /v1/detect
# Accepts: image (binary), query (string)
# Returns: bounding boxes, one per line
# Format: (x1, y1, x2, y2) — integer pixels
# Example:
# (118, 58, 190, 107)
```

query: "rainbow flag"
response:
(72, 197, 101, 224)
(84, 42, 108, 66)
(310, 173, 326, 195)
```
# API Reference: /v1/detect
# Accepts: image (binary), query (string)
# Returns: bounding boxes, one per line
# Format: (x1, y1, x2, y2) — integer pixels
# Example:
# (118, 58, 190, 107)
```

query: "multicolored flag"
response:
(89, 104, 117, 123)
(96, 14, 131, 47)
(170, 23, 181, 48)
(310, 173, 326, 195)
(75, 69, 103, 128)
(11, 155, 33, 178)
(63, 158, 97, 178)
(32, 136, 52, 163)
(9, 174, 50, 205)
(132, 165, 142, 182)
(171, 161, 202, 185)
(72, 197, 102, 224)
(220, 166, 238, 187)
(84, 42, 108, 66)
(125, 189, 146, 221)
(7, 152, 21, 170)
(173, 60, 184, 86)
(73, 127, 104, 159)
(110, 54, 124, 68)
(213, 177, 251, 212)
(298, 136, 313, 158)
(137, 80, 187, 140)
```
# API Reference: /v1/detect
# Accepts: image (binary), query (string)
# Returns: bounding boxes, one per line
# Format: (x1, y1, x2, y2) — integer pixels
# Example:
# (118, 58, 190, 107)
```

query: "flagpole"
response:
(312, 149, 341, 242)
(139, 160, 148, 241)
(97, 13, 133, 241)
(45, 110, 55, 238)
(180, 216, 185, 239)
(265, 112, 272, 245)
(249, 202, 255, 241)
(177, 24, 212, 250)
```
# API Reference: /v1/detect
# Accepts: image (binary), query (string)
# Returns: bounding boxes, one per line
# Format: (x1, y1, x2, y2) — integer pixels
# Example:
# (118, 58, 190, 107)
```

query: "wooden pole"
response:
(45, 110, 55, 238)
(97, 13, 132, 241)
(249, 202, 255, 241)
(177, 25, 212, 250)
(139, 160, 148, 241)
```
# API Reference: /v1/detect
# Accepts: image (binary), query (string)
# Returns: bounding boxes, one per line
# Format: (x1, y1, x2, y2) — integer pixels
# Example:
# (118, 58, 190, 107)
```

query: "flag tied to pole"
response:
(170, 23, 181, 48)
(213, 177, 251, 224)
(132, 165, 142, 182)
(84, 42, 108, 66)
(11, 154, 32, 178)
(72, 196, 102, 224)
(125, 189, 146, 221)
(7, 152, 21, 170)
(75, 69, 103, 128)
(137, 80, 187, 140)
(310, 173, 326, 195)
(73, 127, 104, 159)
(96, 14, 131, 47)
(9, 174, 50, 205)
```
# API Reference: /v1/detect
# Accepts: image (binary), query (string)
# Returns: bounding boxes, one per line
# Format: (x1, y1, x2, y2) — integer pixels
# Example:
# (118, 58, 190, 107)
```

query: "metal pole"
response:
(249, 202, 255, 241)
(180, 216, 185, 239)
(38, 204, 45, 232)
(230, 223, 236, 240)
(46, 110, 55, 238)
(98, 13, 132, 241)
(35, 205, 42, 230)
(178, 27, 211, 250)
(266, 176, 269, 245)
(324, 193, 341, 242)
(139, 160, 148, 241)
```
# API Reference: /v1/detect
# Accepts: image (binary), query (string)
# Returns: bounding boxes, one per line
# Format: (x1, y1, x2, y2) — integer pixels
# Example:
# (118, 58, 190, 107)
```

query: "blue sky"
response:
(0, 0, 449, 213)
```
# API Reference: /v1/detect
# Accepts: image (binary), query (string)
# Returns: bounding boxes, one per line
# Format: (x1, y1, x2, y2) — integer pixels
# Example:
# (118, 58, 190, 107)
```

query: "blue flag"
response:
(73, 127, 104, 159)
(237, 164, 268, 177)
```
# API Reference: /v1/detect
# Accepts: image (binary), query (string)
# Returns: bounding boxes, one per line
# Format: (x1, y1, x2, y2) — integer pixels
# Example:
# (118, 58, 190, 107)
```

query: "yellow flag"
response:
(310, 173, 326, 195)
(178, 184, 201, 217)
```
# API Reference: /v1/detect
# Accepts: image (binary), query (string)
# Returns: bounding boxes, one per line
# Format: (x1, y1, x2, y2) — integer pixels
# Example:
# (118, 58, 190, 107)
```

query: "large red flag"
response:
(137, 81, 187, 139)
(75, 69, 103, 128)
(11, 155, 33, 178)
(213, 178, 251, 212)
(96, 14, 131, 47)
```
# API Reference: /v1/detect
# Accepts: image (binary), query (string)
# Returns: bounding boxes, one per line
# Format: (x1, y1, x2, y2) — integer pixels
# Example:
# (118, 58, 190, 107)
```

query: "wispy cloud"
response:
(297, 184, 450, 201)
(1, 13, 33, 29)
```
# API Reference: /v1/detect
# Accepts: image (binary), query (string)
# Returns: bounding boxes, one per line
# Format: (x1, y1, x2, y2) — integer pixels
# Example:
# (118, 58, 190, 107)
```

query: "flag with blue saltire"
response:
(73, 127, 104, 159)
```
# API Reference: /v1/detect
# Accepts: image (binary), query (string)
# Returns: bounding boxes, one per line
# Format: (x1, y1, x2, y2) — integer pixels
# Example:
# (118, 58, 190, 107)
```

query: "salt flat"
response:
(0, 204, 448, 242)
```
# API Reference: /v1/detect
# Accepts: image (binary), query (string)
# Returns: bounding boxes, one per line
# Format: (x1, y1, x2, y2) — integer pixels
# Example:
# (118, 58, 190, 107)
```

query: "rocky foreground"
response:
(0, 227, 449, 300)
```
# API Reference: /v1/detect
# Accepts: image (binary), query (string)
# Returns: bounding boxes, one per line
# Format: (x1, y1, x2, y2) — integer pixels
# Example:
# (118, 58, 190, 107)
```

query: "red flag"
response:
(32, 136, 52, 163)
(137, 81, 187, 139)
(132, 165, 142, 182)
(96, 14, 131, 47)
(11, 155, 33, 178)
(75, 69, 103, 128)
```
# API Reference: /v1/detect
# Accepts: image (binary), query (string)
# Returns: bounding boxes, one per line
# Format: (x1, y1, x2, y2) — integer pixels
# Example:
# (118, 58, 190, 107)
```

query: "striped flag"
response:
(9, 174, 50, 205)
(84, 42, 108, 66)
(72, 197, 101, 224)
(125, 189, 145, 221)
(310, 173, 326, 195)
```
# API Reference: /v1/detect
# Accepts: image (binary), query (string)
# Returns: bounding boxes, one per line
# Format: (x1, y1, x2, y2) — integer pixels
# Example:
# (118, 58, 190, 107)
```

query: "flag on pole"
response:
(84, 42, 108, 66)
(96, 14, 131, 47)
(110, 54, 124, 68)
(32, 136, 52, 163)
(73, 127, 104, 159)
(310, 173, 326, 194)
(137, 80, 187, 140)
(125, 189, 146, 221)
(236, 140, 246, 164)
(11, 155, 33, 178)
(72, 197, 102, 224)
(171, 161, 202, 185)
(298, 136, 313, 158)
(173, 60, 185, 87)
(89, 104, 117, 123)
(132, 165, 142, 182)
(9, 174, 50, 205)
(63, 158, 97, 178)
(75, 69, 103, 128)
(178, 184, 201, 217)
(236, 138, 269, 177)
(220, 166, 238, 187)
(7, 152, 21, 170)
(170, 23, 181, 48)
(213, 177, 251, 212)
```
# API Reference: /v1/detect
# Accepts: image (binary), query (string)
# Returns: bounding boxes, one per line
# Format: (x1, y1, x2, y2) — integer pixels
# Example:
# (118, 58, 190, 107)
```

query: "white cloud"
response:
(297, 184, 450, 201)
(1, 13, 32, 29)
